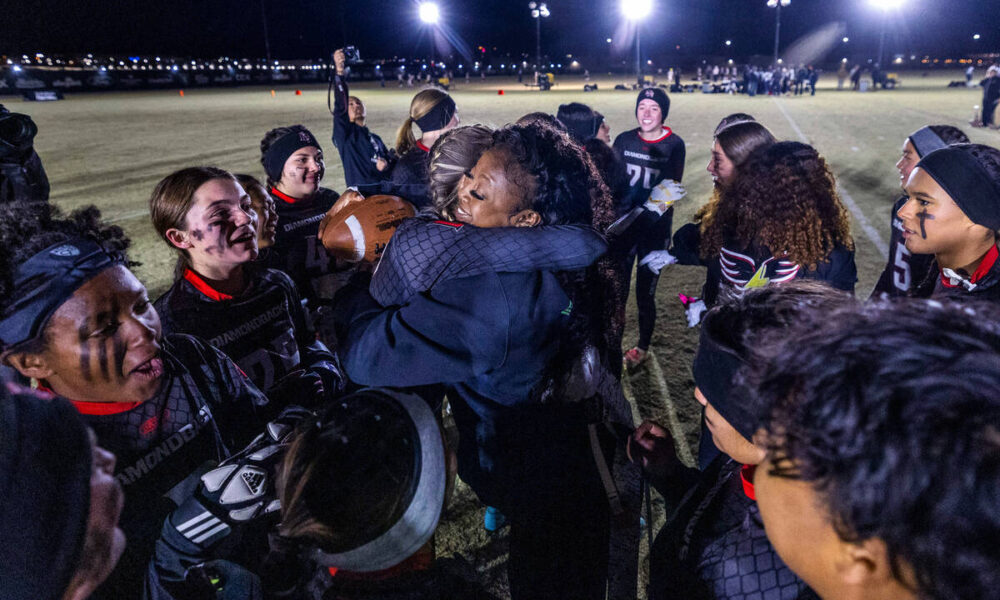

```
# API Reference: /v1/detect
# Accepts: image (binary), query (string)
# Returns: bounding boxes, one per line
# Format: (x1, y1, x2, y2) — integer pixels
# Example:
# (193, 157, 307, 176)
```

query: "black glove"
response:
(267, 369, 324, 407)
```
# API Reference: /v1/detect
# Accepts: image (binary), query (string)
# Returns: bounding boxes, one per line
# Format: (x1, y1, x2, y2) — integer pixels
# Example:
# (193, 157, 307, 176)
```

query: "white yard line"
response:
(107, 208, 150, 223)
(772, 97, 889, 259)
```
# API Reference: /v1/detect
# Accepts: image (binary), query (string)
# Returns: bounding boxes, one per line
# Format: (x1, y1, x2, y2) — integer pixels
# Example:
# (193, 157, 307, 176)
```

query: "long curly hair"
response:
(701, 141, 854, 269)
(695, 120, 776, 240)
(488, 122, 622, 395)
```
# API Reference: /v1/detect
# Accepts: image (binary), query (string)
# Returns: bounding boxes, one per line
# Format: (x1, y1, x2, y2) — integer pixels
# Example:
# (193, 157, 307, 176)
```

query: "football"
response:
(318, 194, 416, 263)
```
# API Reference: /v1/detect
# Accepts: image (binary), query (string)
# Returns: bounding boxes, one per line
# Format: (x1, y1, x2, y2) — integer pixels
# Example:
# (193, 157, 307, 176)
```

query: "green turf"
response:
(14, 70, 998, 596)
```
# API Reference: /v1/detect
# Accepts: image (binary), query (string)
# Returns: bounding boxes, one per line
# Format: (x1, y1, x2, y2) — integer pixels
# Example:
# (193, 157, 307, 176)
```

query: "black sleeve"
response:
(668, 139, 686, 183)
(670, 222, 705, 266)
(332, 74, 352, 150)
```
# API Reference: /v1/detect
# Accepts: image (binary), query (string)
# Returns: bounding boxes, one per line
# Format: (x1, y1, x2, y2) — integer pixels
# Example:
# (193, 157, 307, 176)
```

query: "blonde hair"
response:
(395, 88, 453, 154)
(428, 125, 494, 219)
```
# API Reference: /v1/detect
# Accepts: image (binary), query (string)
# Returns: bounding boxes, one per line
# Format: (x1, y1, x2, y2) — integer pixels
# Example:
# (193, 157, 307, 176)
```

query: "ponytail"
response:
(395, 117, 417, 155)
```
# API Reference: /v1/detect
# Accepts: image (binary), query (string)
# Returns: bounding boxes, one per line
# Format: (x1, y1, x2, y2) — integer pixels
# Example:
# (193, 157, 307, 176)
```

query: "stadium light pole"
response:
(766, 0, 790, 66)
(419, 3, 440, 67)
(621, 0, 652, 87)
(870, 0, 904, 67)
(528, 3, 550, 72)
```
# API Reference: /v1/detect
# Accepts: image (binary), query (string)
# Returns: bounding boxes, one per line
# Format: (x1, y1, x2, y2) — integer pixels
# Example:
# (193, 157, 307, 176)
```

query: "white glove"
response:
(644, 179, 686, 215)
(639, 250, 677, 274)
(683, 298, 707, 328)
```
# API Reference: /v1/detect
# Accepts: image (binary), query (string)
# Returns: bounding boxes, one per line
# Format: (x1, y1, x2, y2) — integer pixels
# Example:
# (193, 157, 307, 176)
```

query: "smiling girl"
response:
(151, 166, 343, 406)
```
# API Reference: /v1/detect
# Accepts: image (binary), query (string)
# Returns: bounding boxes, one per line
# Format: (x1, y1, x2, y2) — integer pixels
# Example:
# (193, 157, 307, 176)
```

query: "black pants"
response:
(985, 100, 999, 127)
(625, 209, 673, 351)
(504, 419, 614, 600)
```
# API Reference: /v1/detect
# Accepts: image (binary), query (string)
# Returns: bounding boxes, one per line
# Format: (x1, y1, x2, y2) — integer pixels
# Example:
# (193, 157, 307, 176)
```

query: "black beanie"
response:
(635, 87, 670, 120)
(691, 312, 756, 441)
(556, 102, 602, 144)
(0, 383, 92, 600)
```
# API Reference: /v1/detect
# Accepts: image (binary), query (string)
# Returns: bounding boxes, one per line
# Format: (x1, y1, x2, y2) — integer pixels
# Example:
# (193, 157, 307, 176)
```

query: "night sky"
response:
(1, 0, 994, 64)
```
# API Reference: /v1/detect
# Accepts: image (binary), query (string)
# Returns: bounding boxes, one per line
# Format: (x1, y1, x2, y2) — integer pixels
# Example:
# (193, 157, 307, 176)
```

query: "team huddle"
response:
(1, 51, 1000, 600)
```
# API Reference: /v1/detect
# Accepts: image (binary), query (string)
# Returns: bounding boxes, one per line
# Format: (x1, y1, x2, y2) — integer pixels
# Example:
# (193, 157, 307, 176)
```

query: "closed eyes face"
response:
(454, 148, 538, 228)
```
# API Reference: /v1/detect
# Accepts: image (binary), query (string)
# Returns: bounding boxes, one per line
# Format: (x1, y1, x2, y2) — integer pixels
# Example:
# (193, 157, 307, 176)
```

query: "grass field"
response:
(14, 69, 999, 597)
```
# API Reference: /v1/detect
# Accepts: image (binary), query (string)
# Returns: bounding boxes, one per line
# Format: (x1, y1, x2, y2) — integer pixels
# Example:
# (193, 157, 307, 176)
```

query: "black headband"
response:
(263, 129, 321, 182)
(918, 147, 1000, 231)
(908, 127, 947, 158)
(414, 96, 456, 133)
(0, 238, 119, 353)
(692, 315, 756, 441)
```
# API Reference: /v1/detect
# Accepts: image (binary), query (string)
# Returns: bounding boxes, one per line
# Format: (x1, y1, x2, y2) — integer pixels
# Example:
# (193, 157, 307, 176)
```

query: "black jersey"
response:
(80, 334, 269, 599)
(870, 196, 937, 298)
(612, 127, 686, 212)
(930, 244, 1000, 303)
(711, 241, 857, 307)
(649, 458, 817, 600)
(265, 186, 354, 307)
(332, 74, 392, 188)
(155, 267, 342, 397)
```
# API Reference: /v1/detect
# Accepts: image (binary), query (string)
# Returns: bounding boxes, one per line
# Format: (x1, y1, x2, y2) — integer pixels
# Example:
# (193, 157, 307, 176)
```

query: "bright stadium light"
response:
(766, 0, 791, 65)
(869, 0, 903, 9)
(621, 0, 652, 20)
(419, 2, 439, 24)
(973, 33, 981, 40)
(843, 36, 849, 42)
(870, 0, 904, 67)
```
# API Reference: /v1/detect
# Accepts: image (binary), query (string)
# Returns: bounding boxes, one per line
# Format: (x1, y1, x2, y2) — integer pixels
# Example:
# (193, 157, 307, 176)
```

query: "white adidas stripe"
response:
(191, 522, 229, 544)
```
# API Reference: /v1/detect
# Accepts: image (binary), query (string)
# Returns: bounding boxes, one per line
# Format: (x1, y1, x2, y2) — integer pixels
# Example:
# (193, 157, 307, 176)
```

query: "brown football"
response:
(318, 194, 416, 263)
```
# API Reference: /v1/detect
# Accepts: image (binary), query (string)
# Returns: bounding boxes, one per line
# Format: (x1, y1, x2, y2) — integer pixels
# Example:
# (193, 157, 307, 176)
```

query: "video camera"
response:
(0, 104, 49, 203)
(0, 105, 39, 159)
(343, 46, 361, 64)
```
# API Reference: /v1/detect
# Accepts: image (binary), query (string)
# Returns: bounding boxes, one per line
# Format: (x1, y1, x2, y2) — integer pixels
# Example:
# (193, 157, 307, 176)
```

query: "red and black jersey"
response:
(155, 267, 342, 396)
(81, 334, 269, 599)
(870, 196, 937, 298)
(932, 244, 1000, 302)
(264, 186, 354, 308)
(649, 457, 818, 600)
(709, 241, 857, 306)
(612, 127, 686, 212)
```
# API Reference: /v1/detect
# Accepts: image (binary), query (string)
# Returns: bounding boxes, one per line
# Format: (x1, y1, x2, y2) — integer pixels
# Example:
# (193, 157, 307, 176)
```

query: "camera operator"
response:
(0, 105, 49, 203)
(332, 48, 394, 188)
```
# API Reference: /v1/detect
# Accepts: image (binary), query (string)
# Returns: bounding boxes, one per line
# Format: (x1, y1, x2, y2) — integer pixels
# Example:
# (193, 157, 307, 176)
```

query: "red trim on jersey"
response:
(415, 140, 431, 153)
(183, 269, 233, 302)
(72, 400, 142, 415)
(740, 464, 756, 501)
(940, 244, 998, 288)
(639, 127, 673, 144)
(270, 186, 300, 204)
(434, 220, 464, 228)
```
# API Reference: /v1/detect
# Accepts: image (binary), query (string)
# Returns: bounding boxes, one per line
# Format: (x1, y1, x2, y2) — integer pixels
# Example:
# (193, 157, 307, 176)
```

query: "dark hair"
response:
(956, 143, 1000, 183)
(583, 138, 629, 211)
(751, 300, 1000, 600)
(555, 102, 601, 144)
(702, 141, 854, 268)
(714, 113, 756, 135)
(259, 124, 312, 188)
(927, 124, 970, 146)
(0, 201, 133, 352)
(514, 112, 567, 132)
(488, 122, 622, 392)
